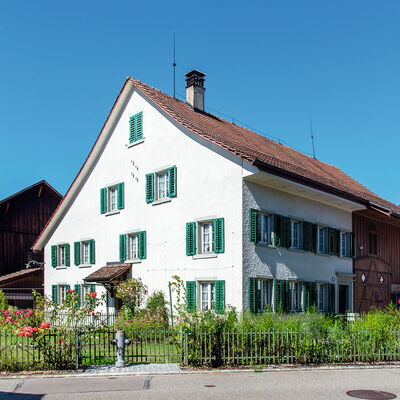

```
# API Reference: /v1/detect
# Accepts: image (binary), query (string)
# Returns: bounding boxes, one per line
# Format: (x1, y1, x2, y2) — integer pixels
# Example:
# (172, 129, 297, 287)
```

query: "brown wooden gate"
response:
(354, 257, 391, 313)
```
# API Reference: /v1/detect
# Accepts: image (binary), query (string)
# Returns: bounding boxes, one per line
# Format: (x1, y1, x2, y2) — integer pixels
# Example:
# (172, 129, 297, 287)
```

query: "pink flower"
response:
(40, 321, 51, 329)
(6, 316, 12, 322)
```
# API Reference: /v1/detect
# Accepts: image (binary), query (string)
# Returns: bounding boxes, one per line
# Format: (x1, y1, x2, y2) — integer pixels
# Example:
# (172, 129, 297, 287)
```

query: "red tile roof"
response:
(130, 77, 400, 215)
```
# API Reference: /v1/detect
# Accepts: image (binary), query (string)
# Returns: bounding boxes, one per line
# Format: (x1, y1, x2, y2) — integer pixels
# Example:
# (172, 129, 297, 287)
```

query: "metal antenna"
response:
(309, 115, 316, 159)
(172, 32, 176, 98)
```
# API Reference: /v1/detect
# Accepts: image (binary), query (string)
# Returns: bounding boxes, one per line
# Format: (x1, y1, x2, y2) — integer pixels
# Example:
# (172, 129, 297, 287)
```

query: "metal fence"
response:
(1, 328, 400, 371)
(44, 313, 118, 328)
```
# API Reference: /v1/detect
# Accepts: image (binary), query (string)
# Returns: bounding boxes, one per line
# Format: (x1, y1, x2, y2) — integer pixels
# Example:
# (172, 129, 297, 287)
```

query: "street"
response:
(0, 367, 400, 399)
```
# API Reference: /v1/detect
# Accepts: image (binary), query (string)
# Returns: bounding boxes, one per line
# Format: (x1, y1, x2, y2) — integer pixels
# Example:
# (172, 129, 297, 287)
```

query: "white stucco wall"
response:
(44, 87, 245, 312)
(242, 180, 354, 312)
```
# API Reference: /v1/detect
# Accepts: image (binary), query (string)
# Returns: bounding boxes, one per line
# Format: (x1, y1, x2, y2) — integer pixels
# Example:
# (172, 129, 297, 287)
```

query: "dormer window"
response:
(100, 183, 124, 214)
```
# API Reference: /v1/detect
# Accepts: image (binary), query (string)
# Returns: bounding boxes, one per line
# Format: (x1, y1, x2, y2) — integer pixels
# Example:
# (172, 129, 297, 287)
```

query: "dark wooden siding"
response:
(353, 211, 400, 312)
(0, 183, 61, 276)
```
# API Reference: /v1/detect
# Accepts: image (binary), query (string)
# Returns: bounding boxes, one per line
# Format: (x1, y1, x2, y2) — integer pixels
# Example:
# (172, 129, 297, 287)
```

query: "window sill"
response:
(288, 248, 306, 254)
(126, 138, 144, 148)
(79, 264, 92, 268)
(152, 198, 171, 206)
(316, 252, 330, 257)
(192, 253, 217, 259)
(55, 266, 67, 270)
(105, 210, 120, 217)
(126, 259, 142, 264)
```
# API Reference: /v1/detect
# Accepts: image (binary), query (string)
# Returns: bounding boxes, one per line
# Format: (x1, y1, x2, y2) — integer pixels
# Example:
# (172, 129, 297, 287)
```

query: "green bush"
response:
(0, 290, 8, 310)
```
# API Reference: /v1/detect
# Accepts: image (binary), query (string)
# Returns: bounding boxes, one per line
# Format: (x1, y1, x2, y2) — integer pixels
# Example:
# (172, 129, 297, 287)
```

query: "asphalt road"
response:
(1, 367, 400, 399)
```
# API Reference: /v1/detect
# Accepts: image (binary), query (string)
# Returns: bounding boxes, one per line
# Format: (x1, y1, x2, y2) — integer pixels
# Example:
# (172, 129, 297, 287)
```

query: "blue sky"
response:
(1, 1, 399, 205)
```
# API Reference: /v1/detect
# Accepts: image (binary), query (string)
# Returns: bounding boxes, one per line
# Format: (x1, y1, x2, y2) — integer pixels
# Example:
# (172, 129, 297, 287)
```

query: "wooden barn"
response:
(353, 208, 400, 313)
(0, 181, 62, 308)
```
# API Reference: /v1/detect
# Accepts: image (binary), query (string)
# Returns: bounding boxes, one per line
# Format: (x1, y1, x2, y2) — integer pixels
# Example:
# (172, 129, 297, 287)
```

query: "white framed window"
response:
(340, 232, 352, 257)
(58, 285, 68, 304)
(260, 214, 272, 244)
(81, 241, 90, 265)
(317, 283, 327, 312)
(257, 280, 272, 311)
(108, 186, 118, 212)
(127, 233, 139, 260)
(318, 227, 327, 254)
(200, 282, 215, 311)
(58, 245, 66, 266)
(156, 171, 169, 200)
(199, 221, 214, 254)
(289, 282, 301, 312)
(291, 221, 301, 249)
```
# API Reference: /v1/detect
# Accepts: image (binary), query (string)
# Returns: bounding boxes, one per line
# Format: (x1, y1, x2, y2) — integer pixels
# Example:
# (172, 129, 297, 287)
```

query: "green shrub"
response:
(0, 290, 8, 310)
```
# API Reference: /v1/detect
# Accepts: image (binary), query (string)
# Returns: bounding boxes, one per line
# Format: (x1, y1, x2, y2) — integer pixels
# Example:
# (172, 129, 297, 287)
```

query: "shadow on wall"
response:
(0, 392, 44, 399)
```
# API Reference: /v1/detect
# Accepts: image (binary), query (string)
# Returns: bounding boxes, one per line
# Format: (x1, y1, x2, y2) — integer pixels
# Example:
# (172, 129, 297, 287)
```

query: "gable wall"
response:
(44, 88, 245, 310)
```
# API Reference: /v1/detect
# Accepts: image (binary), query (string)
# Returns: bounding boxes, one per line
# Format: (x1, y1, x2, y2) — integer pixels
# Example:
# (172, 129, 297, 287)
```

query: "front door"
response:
(339, 285, 349, 314)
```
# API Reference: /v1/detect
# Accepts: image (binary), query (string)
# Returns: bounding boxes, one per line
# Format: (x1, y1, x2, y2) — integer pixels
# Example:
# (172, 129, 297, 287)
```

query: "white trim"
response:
(126, 259, 142, 264)
(193, 253, 217, 259)
(105, 210, 120, 217)
(55, 266, 67, 270)
(153, 164, 173, 173)
(152, 198, 171, 206)
(194, 215, 217, 222)
(126, 138, 145, 148)
(78, 264, 92, 268)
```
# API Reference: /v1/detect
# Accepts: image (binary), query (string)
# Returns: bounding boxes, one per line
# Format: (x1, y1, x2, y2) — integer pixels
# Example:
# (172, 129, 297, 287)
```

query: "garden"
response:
(1, 277, 400, 372)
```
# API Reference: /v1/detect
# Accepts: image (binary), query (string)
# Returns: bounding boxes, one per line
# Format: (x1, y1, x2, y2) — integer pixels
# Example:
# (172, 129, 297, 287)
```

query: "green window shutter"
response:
(65, 244, 70, 267)
(89, 239, 95, 264)
(213, 218, 225, 253)
(273, 215, 287, 247)
(100, 188, 107, 214)
(119, 234, 127, 262)
(310, 283, 317, 307)
(129, 115, 135, 143)
(186, 222, 196, 256)
(249, 209, 260, 243)
(334, 230, 341, 256)
(282, 216, 291, 248)
(248, 277, 258, 313)
(145, 173, 154, 203)
(89, 284, 96, 292)
(136, 112, 143, 140)
(51, 245, 57, 267)
(328, 284, 336, 313)
(65, 284, 71, 291)
(129, 112, 143, 143)
(74, 242, 81, 266)
(138, 231, 147, 259)
(303, 222, 318, 252)
(214, 280, 225, 314)
(168, 166, 177, 197)
(52, 285, 58, 303)
(303, 282, 310, 311)
(273, 279, 285, 313)
(328, 228, 335, 255)
(186, 281, 197, 312)
(284, 281, 291, 313)
(117, 182, 125, 210)
(349, 233, 355, 258)
(74, 284, 81, 307)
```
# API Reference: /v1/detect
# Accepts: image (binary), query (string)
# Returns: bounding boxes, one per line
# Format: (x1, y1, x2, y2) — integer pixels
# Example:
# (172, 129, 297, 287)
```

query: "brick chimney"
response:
(185, 70, 206, 111)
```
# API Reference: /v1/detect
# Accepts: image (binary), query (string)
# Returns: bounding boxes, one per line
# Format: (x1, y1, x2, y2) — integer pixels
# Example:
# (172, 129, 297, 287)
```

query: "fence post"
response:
(75, 330, 80, 370)
(181, 327, 188, 366)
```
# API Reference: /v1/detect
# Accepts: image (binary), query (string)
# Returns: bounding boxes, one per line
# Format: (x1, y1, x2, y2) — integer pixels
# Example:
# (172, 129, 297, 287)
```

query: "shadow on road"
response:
(0, 392, 44, 399)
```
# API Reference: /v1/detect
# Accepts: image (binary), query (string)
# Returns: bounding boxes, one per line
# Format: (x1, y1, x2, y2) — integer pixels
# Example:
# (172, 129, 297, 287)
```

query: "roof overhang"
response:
(83, 264, 131, 286)
(245, 169, 366, 213)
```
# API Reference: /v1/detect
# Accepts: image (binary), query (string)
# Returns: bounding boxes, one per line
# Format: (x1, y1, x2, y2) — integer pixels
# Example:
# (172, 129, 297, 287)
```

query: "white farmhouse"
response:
(34, 70, 392, 315)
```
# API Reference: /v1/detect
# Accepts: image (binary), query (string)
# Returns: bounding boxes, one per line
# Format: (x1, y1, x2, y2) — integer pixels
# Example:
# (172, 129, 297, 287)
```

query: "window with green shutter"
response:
(187, 218, 225, 256)
(214, 280, 225, 314)
(65, 244, 70, 267)
(89, 239, 95, 264)
(186, 281, 196, 312)
(119, 234, 127, 262)
(51, 244, 69, 267)
(248, 277, 257, 313)
(129, 112, 143, 143)
(100, 184, 124, 214)
(249, 209, 260, 243)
